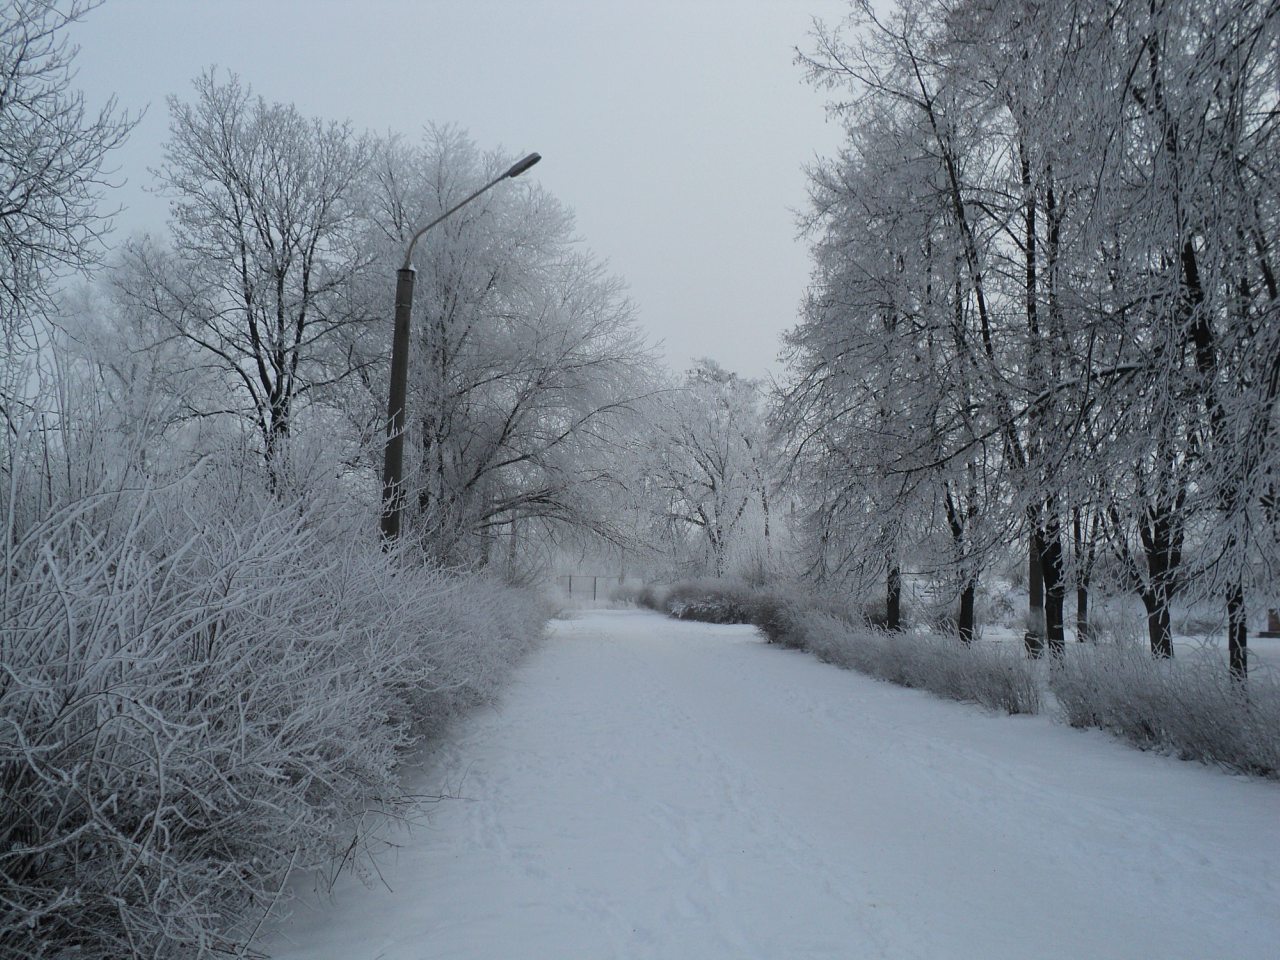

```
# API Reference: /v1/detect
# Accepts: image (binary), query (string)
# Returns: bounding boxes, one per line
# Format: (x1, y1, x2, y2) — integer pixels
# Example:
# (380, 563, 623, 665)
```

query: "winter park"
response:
(2, 0, 1279, 957)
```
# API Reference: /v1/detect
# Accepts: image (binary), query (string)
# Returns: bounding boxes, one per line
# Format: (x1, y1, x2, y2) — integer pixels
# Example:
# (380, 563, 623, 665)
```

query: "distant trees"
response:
(784, 0, 1280, 676)
(637, 360, 779, 579)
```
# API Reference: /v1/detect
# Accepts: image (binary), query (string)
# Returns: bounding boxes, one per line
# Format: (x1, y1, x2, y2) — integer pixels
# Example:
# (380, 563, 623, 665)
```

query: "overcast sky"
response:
(70, 0, 853, 380)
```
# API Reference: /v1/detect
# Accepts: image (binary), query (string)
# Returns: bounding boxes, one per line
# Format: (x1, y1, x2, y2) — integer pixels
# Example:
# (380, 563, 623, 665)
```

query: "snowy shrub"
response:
(860, 596, 920, 630)
(634, 584, 667, 612)
(661, 579, 760, 623)
(0, 429, 545, 959)
(780, 611, 1041, 715)
(907, 636, 1042, 715)
(752, 595, 807, 646)
(754, 595, 861, 648)
(607, 582, 666, 612)
(648, 580, 1038, 714)
(1049, 645, 1280, 778)
(659, 578, 807, 626)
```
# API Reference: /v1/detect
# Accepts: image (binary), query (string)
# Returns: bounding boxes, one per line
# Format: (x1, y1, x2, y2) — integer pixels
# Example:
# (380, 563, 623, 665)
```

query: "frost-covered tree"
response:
(115, 70, 372, 480)
(780, 83, 1005, 637)
(640, 360, 778, 579)
(356, 127, 653, 566)
(788, 0, 1280, 674)
(0, 0, 134, 405)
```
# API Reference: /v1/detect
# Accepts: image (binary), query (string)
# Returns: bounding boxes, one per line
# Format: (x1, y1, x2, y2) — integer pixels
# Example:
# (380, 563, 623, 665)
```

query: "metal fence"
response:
(557, 574, 630, 602)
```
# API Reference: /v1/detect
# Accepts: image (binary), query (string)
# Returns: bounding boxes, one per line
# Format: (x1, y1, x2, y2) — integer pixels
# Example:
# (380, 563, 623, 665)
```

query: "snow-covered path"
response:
(263, 610, 1279, 960)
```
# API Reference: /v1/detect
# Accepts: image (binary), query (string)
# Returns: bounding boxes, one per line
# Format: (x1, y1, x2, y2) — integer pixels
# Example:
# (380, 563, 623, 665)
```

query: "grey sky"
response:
(71, 0, 851, 380)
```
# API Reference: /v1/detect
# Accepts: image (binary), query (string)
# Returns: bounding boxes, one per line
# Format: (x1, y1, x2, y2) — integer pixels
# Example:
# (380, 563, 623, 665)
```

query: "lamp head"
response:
(506, 152, 542, 178)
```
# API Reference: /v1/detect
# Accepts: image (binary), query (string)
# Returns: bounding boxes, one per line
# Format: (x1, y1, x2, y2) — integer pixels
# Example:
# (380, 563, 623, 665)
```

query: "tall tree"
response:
(643, 360, 777, 579)
(0, 0, 134, 404)
(359, 128, 652, 566)
(117, 70, 371, 479)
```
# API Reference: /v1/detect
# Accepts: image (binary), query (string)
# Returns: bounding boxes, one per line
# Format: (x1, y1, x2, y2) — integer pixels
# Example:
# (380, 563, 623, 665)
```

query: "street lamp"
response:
(380, 152, 541, 542)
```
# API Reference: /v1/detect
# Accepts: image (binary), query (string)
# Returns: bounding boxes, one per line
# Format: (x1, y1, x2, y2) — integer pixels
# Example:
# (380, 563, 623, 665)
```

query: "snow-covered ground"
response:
(262, 610, 1279, 960)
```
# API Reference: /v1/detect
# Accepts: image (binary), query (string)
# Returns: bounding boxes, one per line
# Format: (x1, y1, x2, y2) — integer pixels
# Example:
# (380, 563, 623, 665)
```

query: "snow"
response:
(261, 610, 1280, 960)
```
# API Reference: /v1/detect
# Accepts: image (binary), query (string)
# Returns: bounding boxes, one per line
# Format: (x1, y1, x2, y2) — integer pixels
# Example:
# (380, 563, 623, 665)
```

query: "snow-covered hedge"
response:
(776, 610, 1042, 715)
(660, 579, 772, 624)
(609, 581, 665, 611)
(1049, 645, 1280, 778)
(638, 578, 815, 628)
(642, 579, 1038, 715)
(0, 442, 545, 959)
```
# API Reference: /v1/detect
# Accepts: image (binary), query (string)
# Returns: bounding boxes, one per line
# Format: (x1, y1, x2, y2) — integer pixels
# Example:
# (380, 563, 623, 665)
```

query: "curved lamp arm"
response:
(400, 152, 542, 270)
(382, 151, 541, 542)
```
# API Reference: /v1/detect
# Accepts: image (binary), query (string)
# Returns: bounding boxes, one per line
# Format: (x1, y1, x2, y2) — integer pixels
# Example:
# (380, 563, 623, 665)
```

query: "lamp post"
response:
(380, 152, 542, 542)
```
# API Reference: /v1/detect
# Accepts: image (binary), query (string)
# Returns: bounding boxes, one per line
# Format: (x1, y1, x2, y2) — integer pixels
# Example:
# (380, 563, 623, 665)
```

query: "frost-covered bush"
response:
(778, 611, 1041, 715)
(648, 579, 1038, 714)
(658, 578, 805, 625)
(859, 595, 922, 630)
(662, 579, 759, 623)
(603, 582, 667, 612)
(0, 428, 544, 959)
(1049, 645, 1280, 778)
(752, 595, 806, 646)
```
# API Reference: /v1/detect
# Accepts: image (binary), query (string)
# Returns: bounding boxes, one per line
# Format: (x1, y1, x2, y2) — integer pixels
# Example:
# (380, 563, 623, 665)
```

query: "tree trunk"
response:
(958, 579, 976, 645)
(1036, 520, 1067, 659)
(886, 564, 902, 631)
(1025, 537, 1045, 657)
(264, 413, 290, 495)
(1141, 591, 1173, 659)
(943, 485, 978, 646)
(1072, 506, 1094, 642)
(506, 518, 519, 579)
(1227, 582, 1248, 681)
(1139, 504, 1179, 659)
(1076, 584, 1090, 643)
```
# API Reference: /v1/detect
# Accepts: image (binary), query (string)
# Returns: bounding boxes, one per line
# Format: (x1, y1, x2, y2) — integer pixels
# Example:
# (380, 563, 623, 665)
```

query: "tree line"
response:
(6, 66, 653, 570)
(778, 0, 1279, 677)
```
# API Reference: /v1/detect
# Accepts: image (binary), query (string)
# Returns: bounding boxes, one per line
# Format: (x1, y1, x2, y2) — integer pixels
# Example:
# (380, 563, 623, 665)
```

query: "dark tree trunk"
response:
(1035, 520, 1067, 659)
(264, 413, 290, 494)
(1228, 582, 1248, 681)
(1025, 536, 1045, 657)
(943, 487, 977, 646)
(1141, 592, 1173, 659)
(1044, 592, 1066, 658)
(887, 564, 902, 631)
(958, 579, 976, 645)
(1139, 502, 1181, 659)
(1076, 584, 1090, 643)
(1072, 506, 1095, 642)
(505, 518, 520, 579)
